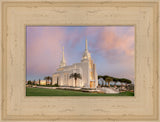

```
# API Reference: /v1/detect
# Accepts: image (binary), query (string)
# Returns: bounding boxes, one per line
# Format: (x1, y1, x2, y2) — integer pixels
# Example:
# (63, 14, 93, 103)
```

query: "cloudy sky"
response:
(26, 26, 135, 81)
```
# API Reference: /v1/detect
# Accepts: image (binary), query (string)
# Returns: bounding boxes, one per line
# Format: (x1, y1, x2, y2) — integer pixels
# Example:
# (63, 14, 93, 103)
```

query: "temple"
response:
(52, 39, 98, 88)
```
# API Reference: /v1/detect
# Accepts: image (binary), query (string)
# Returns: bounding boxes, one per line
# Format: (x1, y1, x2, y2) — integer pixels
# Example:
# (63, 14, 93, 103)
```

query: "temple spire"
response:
(60, 46, 66, 67)
(62, 47, 65, 61)
(81, 39, 91, 62)
(85, 39, 88, 51)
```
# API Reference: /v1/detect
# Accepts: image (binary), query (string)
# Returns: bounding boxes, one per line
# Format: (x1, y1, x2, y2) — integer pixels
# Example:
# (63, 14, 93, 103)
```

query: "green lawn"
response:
(26, 87, 134, 96)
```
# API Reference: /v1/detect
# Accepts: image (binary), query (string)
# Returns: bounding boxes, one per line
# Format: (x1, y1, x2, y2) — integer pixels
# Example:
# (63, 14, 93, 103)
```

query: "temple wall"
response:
(52, 59, 98, 88)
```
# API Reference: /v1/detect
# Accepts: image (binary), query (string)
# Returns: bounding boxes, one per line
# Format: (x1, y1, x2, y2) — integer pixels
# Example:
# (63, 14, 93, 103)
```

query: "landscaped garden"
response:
(26, 87, 134, 96)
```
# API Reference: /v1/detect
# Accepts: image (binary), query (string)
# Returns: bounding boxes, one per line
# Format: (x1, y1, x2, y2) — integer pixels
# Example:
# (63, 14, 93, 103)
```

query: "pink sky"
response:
(27, 26, 135, 81)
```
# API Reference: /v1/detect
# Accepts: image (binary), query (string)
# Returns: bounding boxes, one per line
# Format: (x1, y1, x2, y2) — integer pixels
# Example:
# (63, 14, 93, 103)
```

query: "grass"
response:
(26, 87, 134, 96)
(36, 84, 59, 87)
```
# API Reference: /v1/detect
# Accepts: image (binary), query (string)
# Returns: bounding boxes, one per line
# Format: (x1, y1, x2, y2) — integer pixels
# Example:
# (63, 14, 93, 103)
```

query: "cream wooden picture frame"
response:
(0, 0, 159, 121)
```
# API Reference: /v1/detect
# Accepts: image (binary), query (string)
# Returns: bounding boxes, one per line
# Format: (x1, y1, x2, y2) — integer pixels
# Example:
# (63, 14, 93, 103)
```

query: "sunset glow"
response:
(26, 26, 135, 81)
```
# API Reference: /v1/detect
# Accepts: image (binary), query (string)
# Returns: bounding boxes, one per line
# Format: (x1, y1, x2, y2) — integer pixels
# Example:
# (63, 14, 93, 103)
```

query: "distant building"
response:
(52, 40, 98, 88)
(40, 80, 47, 85)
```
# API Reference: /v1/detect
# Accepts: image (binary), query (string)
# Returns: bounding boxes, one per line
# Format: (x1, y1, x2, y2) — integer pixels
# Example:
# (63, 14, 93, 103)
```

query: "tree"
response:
(119, 79, 124, 88)
(113, 78, 119, 87)
(125, 79, 132, 90)
(28, 80, 31, 85)
(126, 79, 132, 84)
(98, 75, 103, 79)
(69, 73, 82, 87)
(50, 77, 52, 85)
(98, 75, 132, 89)
(33, 80, 36, 85)
(39, 79, 41, 85)
(44, 76, 52, 85)
(119, 78, 131, 89)
(105, 77, 113, 87)
(101, 80, 105, 87)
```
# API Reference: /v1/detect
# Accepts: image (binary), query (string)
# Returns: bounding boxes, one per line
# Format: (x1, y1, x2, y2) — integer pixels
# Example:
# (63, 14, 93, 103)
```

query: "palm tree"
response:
(50, 77, 52, 85)
(39, 79, 41, 85)
(69, 73, 82, 87)
(44, 76, 52, 85)
(105, 77, 113, 87)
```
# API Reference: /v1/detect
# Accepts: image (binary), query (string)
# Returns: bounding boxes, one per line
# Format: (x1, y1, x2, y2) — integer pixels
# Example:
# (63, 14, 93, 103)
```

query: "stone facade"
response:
(52, 40, 98, 88)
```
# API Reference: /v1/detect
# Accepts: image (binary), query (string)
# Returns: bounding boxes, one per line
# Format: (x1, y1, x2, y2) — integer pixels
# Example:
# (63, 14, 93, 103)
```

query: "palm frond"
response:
(69, 73, 82, 79)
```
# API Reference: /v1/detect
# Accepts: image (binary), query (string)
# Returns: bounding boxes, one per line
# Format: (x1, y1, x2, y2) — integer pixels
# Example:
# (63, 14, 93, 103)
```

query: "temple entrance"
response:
(90, 81, 95, 88)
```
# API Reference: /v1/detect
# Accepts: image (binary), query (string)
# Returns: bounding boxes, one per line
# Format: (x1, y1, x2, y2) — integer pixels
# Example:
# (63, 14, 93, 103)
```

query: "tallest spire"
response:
(85, 39, 88, 51)
(81, 39, 91, 61)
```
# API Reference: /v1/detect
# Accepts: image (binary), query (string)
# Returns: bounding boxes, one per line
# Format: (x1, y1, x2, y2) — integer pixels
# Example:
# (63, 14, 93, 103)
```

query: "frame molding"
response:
(0, 0, 159, 121)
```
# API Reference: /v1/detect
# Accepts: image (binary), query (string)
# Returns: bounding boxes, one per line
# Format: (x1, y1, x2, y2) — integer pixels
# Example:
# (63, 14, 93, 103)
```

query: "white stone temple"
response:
(52, 40, 98, 88)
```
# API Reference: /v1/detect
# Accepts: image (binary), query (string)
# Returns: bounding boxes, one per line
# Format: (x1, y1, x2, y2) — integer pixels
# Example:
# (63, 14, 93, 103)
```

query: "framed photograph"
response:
(0, 0, 159, 121)
(26, 25, 135, 96)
